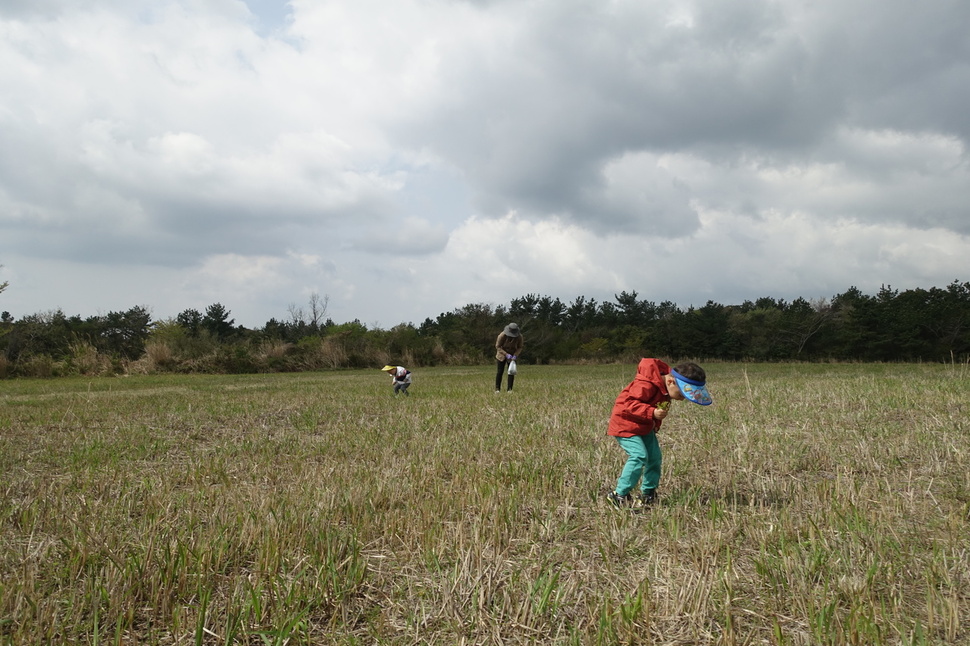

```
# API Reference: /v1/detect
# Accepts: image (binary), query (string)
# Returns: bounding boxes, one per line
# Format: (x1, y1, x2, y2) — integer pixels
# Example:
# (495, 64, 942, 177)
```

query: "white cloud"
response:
(194, 253, 284, 287)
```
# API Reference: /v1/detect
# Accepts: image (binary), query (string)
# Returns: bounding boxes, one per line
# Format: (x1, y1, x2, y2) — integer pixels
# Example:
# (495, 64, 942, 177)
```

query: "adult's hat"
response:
(670, 369, 713, 406)
(381, 365, 396, 372)
(503, 323, 520, 337)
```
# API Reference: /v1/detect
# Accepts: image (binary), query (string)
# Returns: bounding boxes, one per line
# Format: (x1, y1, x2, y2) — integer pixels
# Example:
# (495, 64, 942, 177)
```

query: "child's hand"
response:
(653, 407, 669, 420)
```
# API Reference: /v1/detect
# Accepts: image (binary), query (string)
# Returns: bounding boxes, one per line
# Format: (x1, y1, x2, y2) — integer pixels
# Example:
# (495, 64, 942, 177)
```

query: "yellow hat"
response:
(381, 365, 395, 371)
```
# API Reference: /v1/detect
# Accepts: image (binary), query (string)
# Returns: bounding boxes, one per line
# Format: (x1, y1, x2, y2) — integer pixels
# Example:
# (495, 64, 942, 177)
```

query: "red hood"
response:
(635, 358, 670, 385)
(606, 358, 672, 437)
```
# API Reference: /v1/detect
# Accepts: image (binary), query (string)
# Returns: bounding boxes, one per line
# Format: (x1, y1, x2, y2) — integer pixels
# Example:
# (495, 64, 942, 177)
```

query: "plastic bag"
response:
(507, 359, 517, 375)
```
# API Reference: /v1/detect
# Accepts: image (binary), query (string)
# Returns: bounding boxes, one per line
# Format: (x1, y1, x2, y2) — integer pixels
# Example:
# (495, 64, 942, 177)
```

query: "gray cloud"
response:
(393, 0, 970, 236)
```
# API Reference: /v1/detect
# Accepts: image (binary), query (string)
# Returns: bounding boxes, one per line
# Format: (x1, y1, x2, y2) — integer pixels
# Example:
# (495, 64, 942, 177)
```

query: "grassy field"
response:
(1, 362, 968, 645)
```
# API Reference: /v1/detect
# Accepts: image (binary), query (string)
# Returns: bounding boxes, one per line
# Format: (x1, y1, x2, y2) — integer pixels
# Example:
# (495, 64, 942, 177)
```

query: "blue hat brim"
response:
(672, 372, 712, 406)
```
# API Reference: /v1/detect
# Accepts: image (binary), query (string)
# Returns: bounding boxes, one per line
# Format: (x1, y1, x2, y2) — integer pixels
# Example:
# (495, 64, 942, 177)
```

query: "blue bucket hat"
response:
(671, 369, 713, 406)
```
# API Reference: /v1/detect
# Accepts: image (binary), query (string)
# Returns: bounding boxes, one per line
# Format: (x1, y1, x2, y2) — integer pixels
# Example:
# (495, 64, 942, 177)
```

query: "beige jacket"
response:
(495, 332, 524, 361)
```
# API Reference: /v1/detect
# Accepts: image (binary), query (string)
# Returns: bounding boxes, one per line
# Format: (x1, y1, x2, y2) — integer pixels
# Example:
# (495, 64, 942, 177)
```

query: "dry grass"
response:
(67, 342, 114, 377)
(1, 363, 968, 645)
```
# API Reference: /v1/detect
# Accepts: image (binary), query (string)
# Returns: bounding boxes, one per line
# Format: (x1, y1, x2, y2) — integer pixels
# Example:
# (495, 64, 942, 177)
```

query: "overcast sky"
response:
(1, 0, 969, 329)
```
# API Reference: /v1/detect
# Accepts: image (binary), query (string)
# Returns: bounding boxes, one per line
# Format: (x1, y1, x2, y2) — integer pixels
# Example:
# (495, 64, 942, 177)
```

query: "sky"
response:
(1, 0, 969, 330)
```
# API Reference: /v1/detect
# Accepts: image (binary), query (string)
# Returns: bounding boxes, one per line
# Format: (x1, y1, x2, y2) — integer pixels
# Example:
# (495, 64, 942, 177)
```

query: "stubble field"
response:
(1, 362, 968, 645)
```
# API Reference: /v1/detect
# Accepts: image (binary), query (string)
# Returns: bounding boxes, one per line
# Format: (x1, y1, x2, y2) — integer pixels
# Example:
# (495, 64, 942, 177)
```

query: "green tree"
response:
(6, 310, 74, 361)
(433, 303, 499, 361)
(614, 291, 657, 327)
(910, 281, 970, 361)
(784, 297, 832, 357)
(203, 303, 235, 339)
(564, 295, 598, 331)
(680, 301, 737, 358)
(176, 309, 203, 337)
(95, 306, 153, 359)
(261, 317, 289, 340)
(830, 286, 874, 360)
(509, 294, 568, 363)
(728, 305, 784, 360)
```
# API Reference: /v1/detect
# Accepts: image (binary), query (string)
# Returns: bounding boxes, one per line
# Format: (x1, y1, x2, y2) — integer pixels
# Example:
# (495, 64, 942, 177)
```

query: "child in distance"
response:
(381, 365, 412, 396)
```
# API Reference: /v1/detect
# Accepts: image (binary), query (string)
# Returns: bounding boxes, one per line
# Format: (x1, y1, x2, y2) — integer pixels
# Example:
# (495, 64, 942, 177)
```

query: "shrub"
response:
(19, 354, 58, 378)
(258, 339, 292, 361)
(318, 337, 349, 369)
(145, 340, 175, 368)
(127, 340, 177, 375)
(66, 341, 112, 376)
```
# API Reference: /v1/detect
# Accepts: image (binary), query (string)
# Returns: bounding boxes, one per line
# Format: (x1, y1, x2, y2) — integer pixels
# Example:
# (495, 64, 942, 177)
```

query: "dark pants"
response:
(495, 359, 515, 391)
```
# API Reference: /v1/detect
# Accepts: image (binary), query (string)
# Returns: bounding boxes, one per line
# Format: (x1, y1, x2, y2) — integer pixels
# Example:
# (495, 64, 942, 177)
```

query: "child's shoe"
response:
(639, 489, 658, 507)
(607, 491, 632, 509)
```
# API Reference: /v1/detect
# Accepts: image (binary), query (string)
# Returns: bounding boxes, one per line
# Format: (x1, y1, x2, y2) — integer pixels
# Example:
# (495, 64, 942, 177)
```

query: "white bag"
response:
(507, 359, 517, 375)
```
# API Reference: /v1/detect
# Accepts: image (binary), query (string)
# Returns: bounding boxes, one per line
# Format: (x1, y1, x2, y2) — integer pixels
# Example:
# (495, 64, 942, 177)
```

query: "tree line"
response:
(0, 281, 968, 378)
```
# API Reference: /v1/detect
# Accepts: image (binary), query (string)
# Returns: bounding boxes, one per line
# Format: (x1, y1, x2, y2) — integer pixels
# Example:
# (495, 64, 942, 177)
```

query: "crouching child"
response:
(381, 365, 412, 396)
(607, 359, 711, 510)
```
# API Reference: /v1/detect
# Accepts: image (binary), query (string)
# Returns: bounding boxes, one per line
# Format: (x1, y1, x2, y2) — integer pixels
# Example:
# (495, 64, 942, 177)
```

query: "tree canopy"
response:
(1, 282, 968, 377)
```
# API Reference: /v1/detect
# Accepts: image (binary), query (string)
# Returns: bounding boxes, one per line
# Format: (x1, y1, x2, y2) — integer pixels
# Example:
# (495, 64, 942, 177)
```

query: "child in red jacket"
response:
(606, 358, 711, 509)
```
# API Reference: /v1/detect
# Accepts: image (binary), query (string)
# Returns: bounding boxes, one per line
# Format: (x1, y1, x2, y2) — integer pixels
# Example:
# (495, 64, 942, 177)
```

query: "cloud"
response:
(391, 0, 970, 235)
(416, 208, 970, 316)
(1, 0, 968, 330)
(1, 1, 409, 263)
(350, 217, 450, 255)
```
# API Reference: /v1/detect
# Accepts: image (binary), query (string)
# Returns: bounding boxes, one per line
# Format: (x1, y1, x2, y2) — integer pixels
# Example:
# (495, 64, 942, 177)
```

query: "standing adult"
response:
(494, 322, 524, 393)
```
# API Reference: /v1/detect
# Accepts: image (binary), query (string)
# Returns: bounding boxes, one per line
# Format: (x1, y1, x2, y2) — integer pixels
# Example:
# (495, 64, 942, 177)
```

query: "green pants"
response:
(614, 434, 662, 496)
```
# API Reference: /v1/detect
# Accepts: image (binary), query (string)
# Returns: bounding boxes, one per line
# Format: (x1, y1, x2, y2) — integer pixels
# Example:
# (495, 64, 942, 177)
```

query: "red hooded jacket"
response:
(607, 359, 672, 438)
